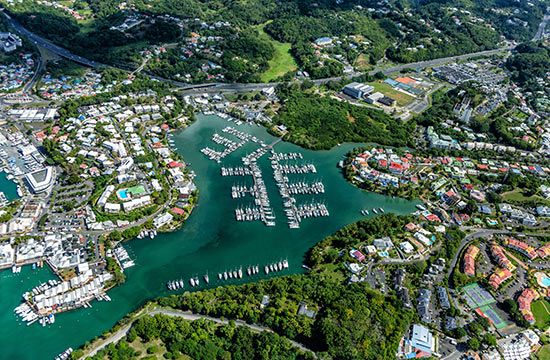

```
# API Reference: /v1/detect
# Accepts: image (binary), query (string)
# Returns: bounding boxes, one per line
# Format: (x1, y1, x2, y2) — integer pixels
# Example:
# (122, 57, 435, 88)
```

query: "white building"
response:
(25, 167, 54, 193)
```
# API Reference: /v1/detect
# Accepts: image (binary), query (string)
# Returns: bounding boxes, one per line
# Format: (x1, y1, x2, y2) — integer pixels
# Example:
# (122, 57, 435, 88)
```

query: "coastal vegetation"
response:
(272, 82, 415, 150)
(83, 314, 312, 360)
(76, 215, 417, 360)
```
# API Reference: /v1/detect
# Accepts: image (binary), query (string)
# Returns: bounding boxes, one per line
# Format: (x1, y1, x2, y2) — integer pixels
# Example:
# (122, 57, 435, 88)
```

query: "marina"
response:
(0, 114, 419, 360)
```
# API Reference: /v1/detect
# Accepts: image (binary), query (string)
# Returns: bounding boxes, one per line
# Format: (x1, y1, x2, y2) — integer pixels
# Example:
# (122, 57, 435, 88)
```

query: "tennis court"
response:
(461, 283, 496, 308)
(479, 305, 507, 329)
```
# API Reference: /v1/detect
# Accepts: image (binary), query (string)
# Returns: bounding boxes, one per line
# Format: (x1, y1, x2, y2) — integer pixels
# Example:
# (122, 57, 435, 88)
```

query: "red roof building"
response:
(518, 288, 539, 324)
(172, 207, 185, 216)
(490, 243, 515, 270)
(537, 243, 550, 258)
(488, 268, 513, 289)
(463, 245, 479, 277)
(503, 238, 538, 260)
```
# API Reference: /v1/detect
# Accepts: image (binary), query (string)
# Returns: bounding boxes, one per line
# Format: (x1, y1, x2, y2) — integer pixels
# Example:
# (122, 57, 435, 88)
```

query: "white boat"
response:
(190, 278, 196, 287)
(238, 268, 243, 278)
(218, 273, 222, 280)
(264, 266, 269, 274)
(224, 271, 228, 280)
(283, 259, 289, 269)
(204, 274, 209, 284)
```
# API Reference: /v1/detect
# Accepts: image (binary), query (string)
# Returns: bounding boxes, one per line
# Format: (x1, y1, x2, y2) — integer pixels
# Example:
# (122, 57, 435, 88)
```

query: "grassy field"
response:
(256, 23, 297, 82)
(532, 299, 550, 329)
(366, 81, 416, 107)
(501, 189, 550, 206)
(355, 54, 372, 71)
(536, 345, 550, 359)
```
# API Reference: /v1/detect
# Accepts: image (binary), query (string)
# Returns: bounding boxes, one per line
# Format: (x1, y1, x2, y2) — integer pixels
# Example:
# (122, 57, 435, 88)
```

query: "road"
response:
(0, 9, 515, 96)
(533, 7, 550, 41)
(82, 308, 315, 359)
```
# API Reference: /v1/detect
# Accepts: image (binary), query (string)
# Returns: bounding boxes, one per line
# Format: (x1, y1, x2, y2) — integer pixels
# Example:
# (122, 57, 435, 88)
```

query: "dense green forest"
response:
(3, 0, 548, 81)
(82, 315, 312, 360)
(272, 82, 415, 149)
(161, 276, 412, 360)
(506, 42, 550, 93)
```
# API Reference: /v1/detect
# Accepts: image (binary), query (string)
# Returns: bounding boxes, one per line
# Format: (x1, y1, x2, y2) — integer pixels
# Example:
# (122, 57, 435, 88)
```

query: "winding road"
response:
(82, 308, 315, 359)
(1, 9, 514, 96)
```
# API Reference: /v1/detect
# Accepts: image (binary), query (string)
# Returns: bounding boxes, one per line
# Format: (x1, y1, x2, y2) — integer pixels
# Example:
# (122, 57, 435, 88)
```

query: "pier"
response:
(270, 151, 328, 229)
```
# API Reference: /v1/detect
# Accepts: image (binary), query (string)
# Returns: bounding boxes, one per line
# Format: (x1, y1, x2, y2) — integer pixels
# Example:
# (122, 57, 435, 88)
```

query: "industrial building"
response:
(342, 82, 374, 99)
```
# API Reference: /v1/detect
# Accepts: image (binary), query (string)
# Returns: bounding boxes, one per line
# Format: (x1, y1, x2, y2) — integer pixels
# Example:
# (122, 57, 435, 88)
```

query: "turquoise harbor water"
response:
(0, 173, 18, 201)
(0, 115, 419, 359)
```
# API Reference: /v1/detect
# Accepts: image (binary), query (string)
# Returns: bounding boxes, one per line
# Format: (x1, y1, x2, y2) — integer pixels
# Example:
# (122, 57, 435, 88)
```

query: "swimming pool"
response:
(542, 277, 550, 287)
(118, 190, 128, 199)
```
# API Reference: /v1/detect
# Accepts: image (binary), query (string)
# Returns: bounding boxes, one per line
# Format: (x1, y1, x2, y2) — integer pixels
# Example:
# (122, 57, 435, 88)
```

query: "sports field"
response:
(532, 299, 550, 329)
(366, 81, 416, 107)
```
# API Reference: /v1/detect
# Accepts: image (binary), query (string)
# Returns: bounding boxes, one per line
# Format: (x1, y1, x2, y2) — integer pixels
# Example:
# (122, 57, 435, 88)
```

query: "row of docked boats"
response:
(360, 208, 385, 216)
(166, 273, 210, 291)
(221, 166, 251, 176)
(136, 228, 157, 239)
(284, 181, 325, 195)
(272, 162, 317, 175)
(219, 267, 245, 281)
(264, 259, 289, 274)
(270, 152, 302, 161)
(14, 302, 39, 324)
(231, 184, 253, 199)
(166, 261, 290, 290)
(55, 348, 73, 360)
(212, 133, 237, 147)
(114, 246, 135, 270)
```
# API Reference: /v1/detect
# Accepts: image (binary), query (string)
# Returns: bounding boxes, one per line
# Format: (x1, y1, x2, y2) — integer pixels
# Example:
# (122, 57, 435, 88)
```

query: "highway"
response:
(1, 9, 514, 96)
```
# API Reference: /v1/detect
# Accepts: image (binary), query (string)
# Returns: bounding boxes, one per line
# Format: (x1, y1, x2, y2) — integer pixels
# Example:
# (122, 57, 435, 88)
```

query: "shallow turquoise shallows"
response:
(0, 114, 419, 359)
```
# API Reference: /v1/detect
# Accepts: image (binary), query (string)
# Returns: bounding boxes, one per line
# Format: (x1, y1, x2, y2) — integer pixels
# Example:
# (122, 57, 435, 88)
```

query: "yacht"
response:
(194, 277, 199, 286)
(283, 259, 289, 269)
(238, 268, 243, 278)
(379, 208, 384, 213)
(224, 271, 228, 280)
(179, 280, 184, 289)
(190, 278, 196, 287)
(218, 273, 222, 280)
(204, 274, 209, 284)
(264, 265, 269, 274)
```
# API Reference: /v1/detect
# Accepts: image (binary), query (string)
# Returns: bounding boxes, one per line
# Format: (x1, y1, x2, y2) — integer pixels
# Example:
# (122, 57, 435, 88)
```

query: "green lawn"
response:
(532, 299, 550, 329)
(501, 189, 550, 206)
(366, 81, 416, 107)
(536, 345, 550, 359)
(256, 23, 297, 82)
